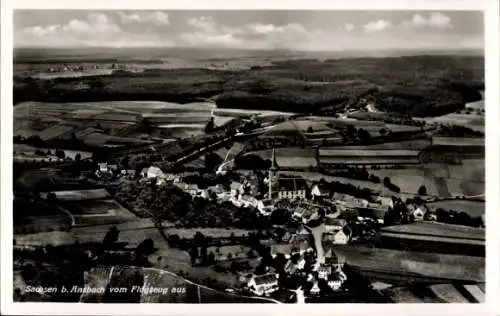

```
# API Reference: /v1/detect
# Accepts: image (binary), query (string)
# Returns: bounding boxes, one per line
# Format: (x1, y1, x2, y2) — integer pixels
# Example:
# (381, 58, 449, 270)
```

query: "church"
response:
(266, 148, 309, 200)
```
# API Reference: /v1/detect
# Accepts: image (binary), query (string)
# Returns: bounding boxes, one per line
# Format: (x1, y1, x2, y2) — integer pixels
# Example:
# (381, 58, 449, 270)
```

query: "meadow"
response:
(427, 200, 485, 217)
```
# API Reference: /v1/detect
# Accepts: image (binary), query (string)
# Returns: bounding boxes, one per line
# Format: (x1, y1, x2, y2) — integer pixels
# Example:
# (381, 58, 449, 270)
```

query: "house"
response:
(327, 271, 347, 291)
(317, 264, 332, 280)
(324, 248, 346, 269)
(108, 164, 119, 172)
(247, 273, 279, 296)
(141, 166, 165, 179)
(424, 211, 438, 222)
(120, 169, 136, 179)
(376, 196, 394, 209)
(310, 281, 321, 296)
(409, 205, 427, 221)
(332, 227, 351, 245)
(98, 162, 108, 173)
(311, 183, 330, 199)
(258, 199, 275, 214)
(284, 260, 299, 274)
(174, 183, 200, 196)
(324, 217, 347, 233)
(230, 182, 244, 196)
(239, 194, 260, 209)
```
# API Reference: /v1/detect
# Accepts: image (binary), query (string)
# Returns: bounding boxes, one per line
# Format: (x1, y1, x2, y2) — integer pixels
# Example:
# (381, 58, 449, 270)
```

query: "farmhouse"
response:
(318, 148, 421, 168)
(324, 218, 347, 233)
(311, 183, 331, 199)
(98, 162, 109, 173)
(141, 166, 165, 179)
(247, 273, 279, 296)
(174, 182, 200, 197)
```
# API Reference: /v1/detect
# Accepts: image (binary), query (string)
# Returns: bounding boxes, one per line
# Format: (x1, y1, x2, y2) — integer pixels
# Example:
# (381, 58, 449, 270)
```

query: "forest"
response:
(14, 55, 484, 117)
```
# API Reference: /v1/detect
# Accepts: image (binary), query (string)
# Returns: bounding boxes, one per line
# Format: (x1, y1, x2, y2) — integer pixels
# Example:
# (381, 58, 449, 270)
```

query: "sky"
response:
(14, 10, 484, 51)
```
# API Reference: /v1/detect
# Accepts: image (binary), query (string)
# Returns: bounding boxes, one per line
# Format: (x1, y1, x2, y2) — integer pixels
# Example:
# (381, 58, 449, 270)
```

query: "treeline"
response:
(435, 124, 484, 138)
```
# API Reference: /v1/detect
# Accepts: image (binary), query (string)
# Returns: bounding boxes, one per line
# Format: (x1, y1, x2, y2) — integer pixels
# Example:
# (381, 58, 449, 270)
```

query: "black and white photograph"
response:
(1, 1, 499, 314)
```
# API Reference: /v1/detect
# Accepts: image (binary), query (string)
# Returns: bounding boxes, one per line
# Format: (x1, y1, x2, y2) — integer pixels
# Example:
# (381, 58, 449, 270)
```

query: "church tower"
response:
(268, 147, 278, 199)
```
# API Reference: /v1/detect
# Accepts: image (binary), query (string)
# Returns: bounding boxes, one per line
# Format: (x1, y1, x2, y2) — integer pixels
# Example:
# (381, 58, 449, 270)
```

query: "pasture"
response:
(45, 188, 110, 201)
(68, 199, 139, 227)
(423, 159, 484, 197)
(423, 113, 484, 133)
(427, 200, 485, 218)
(371, 168, 439, 196)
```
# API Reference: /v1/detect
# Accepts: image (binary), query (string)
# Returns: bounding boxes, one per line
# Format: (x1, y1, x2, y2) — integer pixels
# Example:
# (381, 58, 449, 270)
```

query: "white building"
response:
(247, 273, 279, 296)
(141, 166, 165, 179)
(311, 183, 330, 198)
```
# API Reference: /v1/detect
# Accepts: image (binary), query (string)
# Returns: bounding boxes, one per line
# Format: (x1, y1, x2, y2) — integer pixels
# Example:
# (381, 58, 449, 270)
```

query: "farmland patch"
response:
(427, 200, 485, 218)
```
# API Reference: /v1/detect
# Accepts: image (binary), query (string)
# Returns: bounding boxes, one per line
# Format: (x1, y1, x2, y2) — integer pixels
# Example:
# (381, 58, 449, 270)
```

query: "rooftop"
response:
(275, 178, 308, 192)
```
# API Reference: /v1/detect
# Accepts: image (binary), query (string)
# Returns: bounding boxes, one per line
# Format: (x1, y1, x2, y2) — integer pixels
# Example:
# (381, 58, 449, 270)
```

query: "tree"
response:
(55, 149, 66, 159)
(357, 128, 371, 143)
(102, 226, 120, 247)
(167, 234, 180, 248)
(200, 246, 208, 264)
(136, 238, 156, 256)
(379, 128, 388, 137)
(418, 185, 427, 196)
(46, 192, 58, 204)
(204, 117, 215, 134)
(189, 247, 199, 265)
(194, 231, 206, 246)
(208, 251, 216, 264)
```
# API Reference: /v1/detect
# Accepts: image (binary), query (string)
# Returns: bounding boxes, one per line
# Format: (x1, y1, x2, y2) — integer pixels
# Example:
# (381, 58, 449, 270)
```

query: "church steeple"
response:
(268, 147, 278, 199)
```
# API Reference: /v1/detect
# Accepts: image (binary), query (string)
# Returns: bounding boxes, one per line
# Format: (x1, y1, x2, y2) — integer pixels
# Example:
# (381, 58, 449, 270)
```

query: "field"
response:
(163, 228, 256, 239)
(427, 200, 485, 217)
(423, 159, 484, 197)
(245, 147, 317, 169)
(44, 188, 110, 201)
(371, 168, 439, 196)
(423, 113, 485, 133)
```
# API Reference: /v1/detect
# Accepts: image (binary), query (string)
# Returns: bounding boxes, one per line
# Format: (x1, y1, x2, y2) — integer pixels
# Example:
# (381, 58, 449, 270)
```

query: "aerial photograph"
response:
(12, 10, 485, 303)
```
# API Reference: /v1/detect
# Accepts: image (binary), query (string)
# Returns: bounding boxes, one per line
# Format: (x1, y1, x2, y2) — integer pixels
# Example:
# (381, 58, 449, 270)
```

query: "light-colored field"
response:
(43, 189, 110, 201)
(386, 124, 423, 133)
(423, 159, 484, 197)
(423, 114, 484, 133)
(371, 168, 439, 196)
(427, 200, 485, 217)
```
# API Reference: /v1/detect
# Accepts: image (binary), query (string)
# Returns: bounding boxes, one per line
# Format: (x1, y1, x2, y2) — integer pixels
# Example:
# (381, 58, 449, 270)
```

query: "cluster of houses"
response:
(246, 234, 348, 298)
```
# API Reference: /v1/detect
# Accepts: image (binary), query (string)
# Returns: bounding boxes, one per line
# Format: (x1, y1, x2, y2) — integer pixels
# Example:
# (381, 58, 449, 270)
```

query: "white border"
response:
(1, 0, 499, 315)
